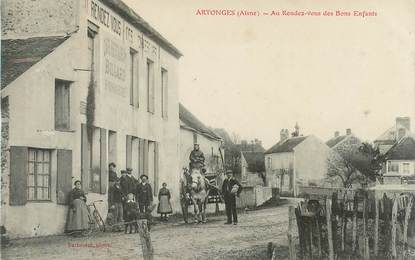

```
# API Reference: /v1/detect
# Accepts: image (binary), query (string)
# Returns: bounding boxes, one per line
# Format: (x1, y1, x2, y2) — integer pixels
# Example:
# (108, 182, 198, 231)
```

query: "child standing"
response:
(124, 193, 138, 233)
(108, 179, 124, 231)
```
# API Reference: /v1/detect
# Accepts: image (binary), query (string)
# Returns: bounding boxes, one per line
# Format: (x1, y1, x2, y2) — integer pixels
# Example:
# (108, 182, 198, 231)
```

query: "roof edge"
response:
(1, 35, 71, 90)
(180, 124, 222, 141)
(100, 0, 183, 58)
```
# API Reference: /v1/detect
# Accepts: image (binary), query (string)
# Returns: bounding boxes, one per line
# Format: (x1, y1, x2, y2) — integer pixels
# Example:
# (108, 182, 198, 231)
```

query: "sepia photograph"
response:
(1, 0, 415, 259)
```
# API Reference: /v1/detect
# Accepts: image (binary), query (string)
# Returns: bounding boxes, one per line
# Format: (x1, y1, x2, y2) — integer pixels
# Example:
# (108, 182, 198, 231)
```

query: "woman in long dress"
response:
(157, 182, 172, 221)
(66, 180, 89, 235)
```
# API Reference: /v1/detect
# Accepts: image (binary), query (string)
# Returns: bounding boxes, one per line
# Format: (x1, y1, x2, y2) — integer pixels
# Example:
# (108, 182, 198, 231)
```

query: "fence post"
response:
(340, 201, 345, 252)
(403, 195, 414, 258)
(374, 198, 379, 256)
(326, 198, 335, 260)
(287, 206, 297, 260)
(363, 195, 369, 260)
(137, 219, 154, 260)
(391, 197, 398, 258)
(315, 212, 322, 258)
(352, 193, 358, 253)
(383, 194, 392, 256)
(295, 206, 305, 258)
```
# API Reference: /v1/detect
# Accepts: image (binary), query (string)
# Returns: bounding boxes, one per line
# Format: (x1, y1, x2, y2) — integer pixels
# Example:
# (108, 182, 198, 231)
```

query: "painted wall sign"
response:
(103, 38, 127, 97)
(90, 0, 122, 37)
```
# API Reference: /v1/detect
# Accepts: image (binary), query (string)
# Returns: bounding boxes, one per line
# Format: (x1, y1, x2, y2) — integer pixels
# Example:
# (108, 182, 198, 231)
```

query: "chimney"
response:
(280, 129, 289, 142)
(346, 128, 352, 135)
(396, 117, 411, 131)
(334, 131, 340, 138)
(396, 117, 410, 140)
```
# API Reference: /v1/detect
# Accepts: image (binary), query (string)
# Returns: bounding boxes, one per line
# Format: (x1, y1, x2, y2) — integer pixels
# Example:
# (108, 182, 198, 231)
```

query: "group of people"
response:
(107, 163, 173, 233)
(65, 144, 242, 236)
(65, 162, 173, 236)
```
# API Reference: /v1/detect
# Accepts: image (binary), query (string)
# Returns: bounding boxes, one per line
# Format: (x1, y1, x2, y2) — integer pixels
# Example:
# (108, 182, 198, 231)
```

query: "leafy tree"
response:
(327, 147, 364, 188)
(355, 142, 386, 184)
(326, 142, 387, 187)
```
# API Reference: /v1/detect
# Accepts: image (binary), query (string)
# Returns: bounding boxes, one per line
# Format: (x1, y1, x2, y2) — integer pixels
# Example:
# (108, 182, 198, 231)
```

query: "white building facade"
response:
(1, 0, 182, 238)
(265, 135, 332, 196)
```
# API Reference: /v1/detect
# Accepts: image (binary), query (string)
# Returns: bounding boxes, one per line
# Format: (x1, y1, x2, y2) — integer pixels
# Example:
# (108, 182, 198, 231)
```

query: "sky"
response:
(125, 0, 415, 149)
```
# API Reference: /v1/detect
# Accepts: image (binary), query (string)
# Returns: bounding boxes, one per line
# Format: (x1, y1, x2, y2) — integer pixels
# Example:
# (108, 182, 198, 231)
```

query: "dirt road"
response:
(2, 200, 295, 260)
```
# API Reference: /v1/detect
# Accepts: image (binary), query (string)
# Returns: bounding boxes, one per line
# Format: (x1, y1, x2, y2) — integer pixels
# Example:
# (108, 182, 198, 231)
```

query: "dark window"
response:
(130, 49, 138, 106)
(55, 80, 71, 130)
(87, 29, 95, 71)
(161, 68, 168, 118)
(147, 59, 155, 113)
(81, 124, 106, 194)
(388, 161, 399, 173)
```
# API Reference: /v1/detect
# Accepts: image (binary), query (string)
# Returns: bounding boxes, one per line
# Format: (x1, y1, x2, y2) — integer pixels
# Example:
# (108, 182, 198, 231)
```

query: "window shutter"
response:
(62, 84, 70, 129)
(100, 128, 107, 194)
(81, 124, 90, 191)
(126, 135, 132, 169)
(144, 140, 149, 174)
(10, 146, 28, 205)
(154, 142, 159, 193)
(139, 138, 144, 175)
(57, 149, 73, 205)
(55, 82, 63, 129)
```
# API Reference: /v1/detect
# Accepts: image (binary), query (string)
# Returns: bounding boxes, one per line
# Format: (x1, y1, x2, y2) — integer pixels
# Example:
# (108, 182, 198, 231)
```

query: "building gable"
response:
(265, 136, 307, 154)
(1, 36, 70, 89)
(386, 136, 415, 161)
(179, 103, 221, 141)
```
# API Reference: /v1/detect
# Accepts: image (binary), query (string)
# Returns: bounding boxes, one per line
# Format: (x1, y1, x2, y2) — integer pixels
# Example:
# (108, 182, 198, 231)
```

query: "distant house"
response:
(179, 104, 224, 175)
(374, 117, 411, 154)
(210, 130, 266, 182)
(383, 136, 415, 184)
(326, 129, 362, 152)
(240, 151, 265, 186)
(265, 129, 331, 196)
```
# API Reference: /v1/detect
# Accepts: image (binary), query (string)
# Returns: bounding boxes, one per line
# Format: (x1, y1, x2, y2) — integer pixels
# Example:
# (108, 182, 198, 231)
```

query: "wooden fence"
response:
(286, 188, 415, 259)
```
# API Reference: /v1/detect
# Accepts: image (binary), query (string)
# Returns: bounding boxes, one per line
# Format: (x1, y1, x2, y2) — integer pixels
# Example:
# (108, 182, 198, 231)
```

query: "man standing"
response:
(180, 168, 191, 223)
(189, 143, 205, 170)
(126, 168, 138, 192)
(108, 163, 118, 186)
(222, 170, 242, 225)
(119, 170, 129, 196)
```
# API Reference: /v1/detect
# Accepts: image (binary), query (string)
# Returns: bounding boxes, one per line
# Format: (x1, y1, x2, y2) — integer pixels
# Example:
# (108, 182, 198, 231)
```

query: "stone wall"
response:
(1, 0, 78, 38)
(1, 97, 10, 227)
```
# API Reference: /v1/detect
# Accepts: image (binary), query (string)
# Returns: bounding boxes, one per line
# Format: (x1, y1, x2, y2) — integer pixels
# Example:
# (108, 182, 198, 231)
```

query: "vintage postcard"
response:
(1, 0, 414, 259)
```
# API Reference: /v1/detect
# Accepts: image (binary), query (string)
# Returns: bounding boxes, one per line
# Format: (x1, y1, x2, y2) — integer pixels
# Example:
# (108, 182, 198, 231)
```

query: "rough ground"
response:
(1, 200, 295, 260)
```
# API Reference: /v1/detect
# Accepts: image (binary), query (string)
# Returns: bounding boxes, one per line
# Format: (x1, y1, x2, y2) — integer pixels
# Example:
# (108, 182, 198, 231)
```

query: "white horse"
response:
(189, 168, 210, 223)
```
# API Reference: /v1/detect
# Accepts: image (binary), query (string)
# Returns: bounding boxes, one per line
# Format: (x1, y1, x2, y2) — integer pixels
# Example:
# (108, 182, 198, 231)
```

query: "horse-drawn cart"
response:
(180, 168, 224, 223)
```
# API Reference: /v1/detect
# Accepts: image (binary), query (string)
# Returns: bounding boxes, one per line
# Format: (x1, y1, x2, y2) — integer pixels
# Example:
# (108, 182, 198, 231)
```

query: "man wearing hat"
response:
(108, 162, 118, 186)
(189, 143, 205, 170)
(126, 168, 139, 190)
(120, 168, 137, 197)
(221, 170, 242, 225)
(136, 175, 153, 215)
